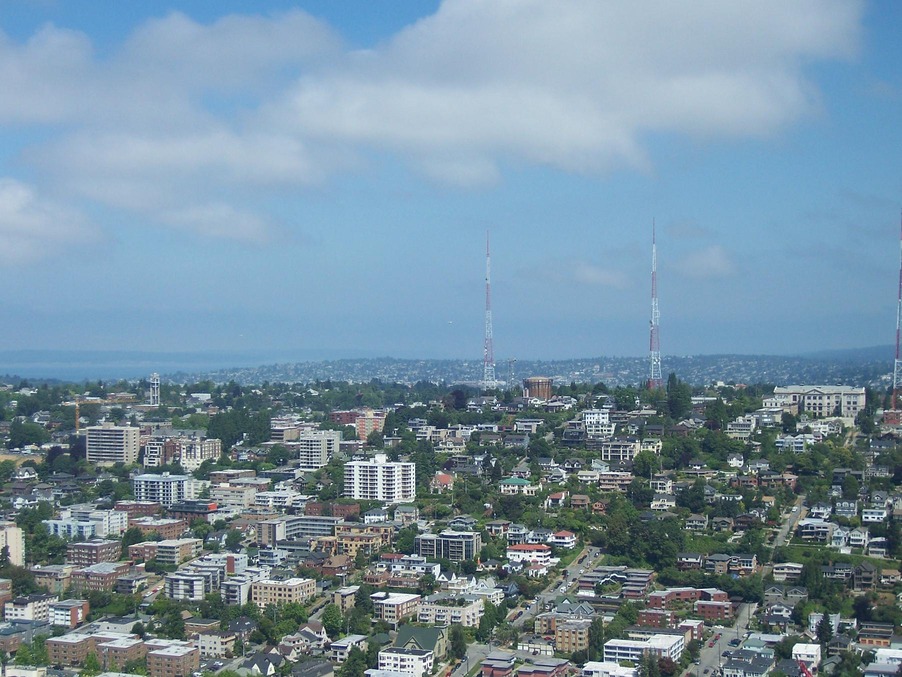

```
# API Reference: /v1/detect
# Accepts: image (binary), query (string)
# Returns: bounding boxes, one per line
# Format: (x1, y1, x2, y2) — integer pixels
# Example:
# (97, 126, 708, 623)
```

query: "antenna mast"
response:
(648, 221, 663, 389)
(893, 211, 902, 410)
(483, 232, 497, 389)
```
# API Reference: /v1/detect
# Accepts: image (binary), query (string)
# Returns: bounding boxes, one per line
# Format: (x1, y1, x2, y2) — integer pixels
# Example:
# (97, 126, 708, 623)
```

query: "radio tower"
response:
(647, 222, 663, 390)
(888, 211, 902, 423)
(483, 232, 497, 389)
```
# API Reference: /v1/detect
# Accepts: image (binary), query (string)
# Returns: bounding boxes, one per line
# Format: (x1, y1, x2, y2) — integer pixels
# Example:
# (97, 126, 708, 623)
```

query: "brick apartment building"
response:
(71, 562, 132, 593)
(67, 539, 122, 566)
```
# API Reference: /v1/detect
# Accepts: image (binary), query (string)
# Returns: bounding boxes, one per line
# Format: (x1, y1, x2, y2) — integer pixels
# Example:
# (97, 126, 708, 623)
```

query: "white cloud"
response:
(0, 178, 96, 264)
(572, 263, 628, 288)
(674, 245, 736, 279)
(0, 1, 863, 248)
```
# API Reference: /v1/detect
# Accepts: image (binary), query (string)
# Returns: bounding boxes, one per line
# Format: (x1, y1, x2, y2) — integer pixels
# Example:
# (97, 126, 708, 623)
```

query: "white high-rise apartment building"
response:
(86, 424, 140, 465)
(583, 409, 615, 438)
(0, 522, 24, 566)
(343, 453, 415, 504)
(295, 430, 341, 471)
(132, 473, 201, 507)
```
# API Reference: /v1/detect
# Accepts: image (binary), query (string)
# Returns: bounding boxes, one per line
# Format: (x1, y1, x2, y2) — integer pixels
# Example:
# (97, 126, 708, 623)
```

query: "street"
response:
(513, 545, 605, 629)
(687, 602, 756, 677)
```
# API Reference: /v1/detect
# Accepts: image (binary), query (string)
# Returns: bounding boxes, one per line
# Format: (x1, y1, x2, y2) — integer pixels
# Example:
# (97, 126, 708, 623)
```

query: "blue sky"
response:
(0, 0, 899, 366)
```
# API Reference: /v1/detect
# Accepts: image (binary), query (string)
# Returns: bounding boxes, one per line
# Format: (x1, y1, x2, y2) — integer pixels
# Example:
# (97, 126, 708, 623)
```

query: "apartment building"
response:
(67, 539, 122, 566)
(333, 585, 360, 613)
(331, 635, 368, 664)
(343, 453, 415, 503)
(4, 593, 58, 621)
(132, 473, 201, 507)
(603, 634, 684, 663)
(377, 647, 434, 677)
(415, 530, 482, 563)
(555, 619, 592, 653)
(71, 562, 132, 593)
(256, 515, 342, 546)
(165, 573, 207, 602)
(47, 633, 100, 666)
(177, 437, 222, 472)
(129, 538, 202, 565)
(250, 578, 316, 606)
(209, 484, 257, 510)
(49, 599, 89, 628)
(147, 642, 200, 677)
(113, 501, 162, 519)
(418, 596, 484, 627)
(86, 424, 140, 465)
(599, 438, 642, 463)
(294, 430, 342, 471)
(0, 522, 25, 566)
(507, 544, 552, 565)
(30, 564, 75, 594)
(193, 631, 236, 659)
(130, 517, 187, 540)
(372, 592, 422, 624)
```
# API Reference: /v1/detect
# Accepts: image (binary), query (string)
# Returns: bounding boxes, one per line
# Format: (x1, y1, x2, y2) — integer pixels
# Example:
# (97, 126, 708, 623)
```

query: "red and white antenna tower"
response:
(648, 221, 663, 389)
(483, 232, 497, 389)
(892, 211, 902, 410)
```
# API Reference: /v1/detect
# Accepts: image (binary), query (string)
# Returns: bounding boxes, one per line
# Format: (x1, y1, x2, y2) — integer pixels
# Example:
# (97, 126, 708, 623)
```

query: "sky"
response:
(0, 0, 900, 365)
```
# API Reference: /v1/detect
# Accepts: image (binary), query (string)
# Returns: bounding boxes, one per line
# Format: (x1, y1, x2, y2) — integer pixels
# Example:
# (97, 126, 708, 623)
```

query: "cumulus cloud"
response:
(0, 178, 96, 264)
(0, 1, 863, 251)
(674, 245, 737, 279)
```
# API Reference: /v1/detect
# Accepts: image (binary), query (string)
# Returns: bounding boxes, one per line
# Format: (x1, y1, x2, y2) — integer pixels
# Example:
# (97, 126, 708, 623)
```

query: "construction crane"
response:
(797, 660, 814, 677)
(65, 396, 105, 434)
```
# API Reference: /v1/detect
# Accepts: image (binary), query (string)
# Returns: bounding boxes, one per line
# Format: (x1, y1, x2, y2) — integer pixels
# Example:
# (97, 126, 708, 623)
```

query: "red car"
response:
(708, 641, 714, 647)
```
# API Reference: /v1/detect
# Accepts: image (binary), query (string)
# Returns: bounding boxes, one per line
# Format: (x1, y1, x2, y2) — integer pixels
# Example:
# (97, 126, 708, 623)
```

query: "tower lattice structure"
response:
(648, 223, 663, 389)
(483, 233, 496, 389)
(893, 211, 902, 411)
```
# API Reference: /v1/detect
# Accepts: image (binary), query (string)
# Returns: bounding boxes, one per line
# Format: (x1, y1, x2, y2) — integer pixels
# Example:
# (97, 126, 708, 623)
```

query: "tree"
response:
(322, 604, 343, 639)
(225, 529, 243, 552)
(665, 373, 692, 420)
(354, 585, 375, 614)
(395, 527, 417, 555)
(638, 652, 660, 677)
(632, 450, 659, 480)
(82, 652, 102, 677)
(841, 474, 860, 500)
(449, 624, 467, 661)
(339, 646, 367, 677)
(816, 614, 833, 645)
(131, 621, 147, 639)
(8, 419, 49, 449)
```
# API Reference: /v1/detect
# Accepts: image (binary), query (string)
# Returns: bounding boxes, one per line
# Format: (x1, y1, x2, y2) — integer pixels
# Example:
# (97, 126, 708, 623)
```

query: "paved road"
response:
(513, 546, 605, 630)
(773, 495, 806, 549)
(450, 642, 492, 677)
(687, 603, 756, 677)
